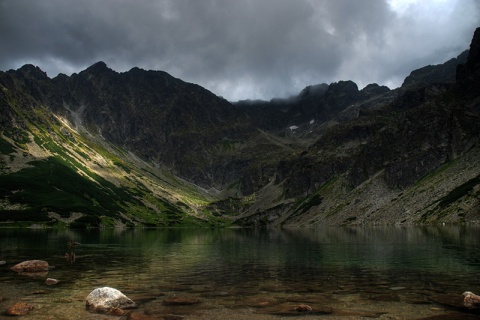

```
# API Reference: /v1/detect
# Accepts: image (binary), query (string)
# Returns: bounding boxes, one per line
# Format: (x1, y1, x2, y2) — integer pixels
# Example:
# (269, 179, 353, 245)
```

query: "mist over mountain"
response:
(0, 28, 479, 228)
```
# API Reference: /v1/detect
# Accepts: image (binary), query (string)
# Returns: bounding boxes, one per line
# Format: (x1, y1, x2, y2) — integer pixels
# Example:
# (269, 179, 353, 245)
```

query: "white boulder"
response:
(86, 287, 136, 314)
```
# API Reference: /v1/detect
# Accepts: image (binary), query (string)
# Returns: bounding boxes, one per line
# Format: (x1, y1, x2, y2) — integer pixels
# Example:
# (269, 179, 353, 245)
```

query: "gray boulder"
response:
(86, 287, 136, 315)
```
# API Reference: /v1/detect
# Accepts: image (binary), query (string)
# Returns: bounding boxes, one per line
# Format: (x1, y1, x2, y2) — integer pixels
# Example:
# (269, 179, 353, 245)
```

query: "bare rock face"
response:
(86, 287, 136, 315)
(457, 27, 480, 95)
(11, 260, 49, 273)
(402, 50, 468, 90)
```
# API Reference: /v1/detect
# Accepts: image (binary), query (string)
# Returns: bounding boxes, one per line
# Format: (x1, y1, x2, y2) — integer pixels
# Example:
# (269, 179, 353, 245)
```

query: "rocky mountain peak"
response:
(327, 80, 358, 93)
(13, 64, 49, 80)
(465, 27, 480, 70)
(456, 27, 480, 95)
(402, 50, 468, 90)
(81, 61, 113, 76)
(297, 83, 329, 99)
(361, 83, 390, 95)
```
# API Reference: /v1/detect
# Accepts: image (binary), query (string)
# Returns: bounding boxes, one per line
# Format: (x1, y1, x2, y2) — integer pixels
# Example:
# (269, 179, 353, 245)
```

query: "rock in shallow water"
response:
(256, 303, 332, 316)
(162, 296, 200, 306)
(235, 297, 278, 308)
(294, 304, 313, 312)
(417, 313, 480, 320)
(6, 302, 34, 316)
(45, 278, 59, 285)
(86, 287, 136, 315)
(429, 293, 464, 309)
(11, 260, 49, 273)
(463, 291, 480, 309)
(127, 311, 184, 320)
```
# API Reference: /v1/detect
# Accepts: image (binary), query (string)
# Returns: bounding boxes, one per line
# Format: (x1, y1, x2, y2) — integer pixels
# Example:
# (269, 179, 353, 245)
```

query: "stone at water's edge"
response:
(463, 291, 480, 309)
(86, 287, 136, 315)
(6, 302, 34, 316)
(11, 260, 49, 273)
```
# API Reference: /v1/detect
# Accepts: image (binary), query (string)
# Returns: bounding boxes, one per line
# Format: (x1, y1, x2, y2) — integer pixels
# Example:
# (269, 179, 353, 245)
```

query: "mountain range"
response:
(0, 28, 479, 228)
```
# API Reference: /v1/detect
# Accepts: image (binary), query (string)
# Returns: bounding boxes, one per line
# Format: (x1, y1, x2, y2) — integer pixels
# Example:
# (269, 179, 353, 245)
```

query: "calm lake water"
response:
(1, 226, 480, 319)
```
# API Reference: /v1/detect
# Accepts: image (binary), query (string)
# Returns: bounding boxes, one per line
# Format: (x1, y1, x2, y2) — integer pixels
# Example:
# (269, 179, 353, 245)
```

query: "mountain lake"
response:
(1, 226, 480, 319)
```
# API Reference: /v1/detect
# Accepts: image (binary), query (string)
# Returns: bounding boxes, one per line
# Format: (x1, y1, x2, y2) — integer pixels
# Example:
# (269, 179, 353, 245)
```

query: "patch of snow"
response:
(310, 119, 315, 124)
(289, 126, 298, 130)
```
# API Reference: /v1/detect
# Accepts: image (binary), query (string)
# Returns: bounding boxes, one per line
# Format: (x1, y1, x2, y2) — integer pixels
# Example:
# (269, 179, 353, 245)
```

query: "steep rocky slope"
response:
(0, 28, 479, 227)
(232, 29, 480, 226)
(0, 65, 222, 227)
(401, 50, 468, 90)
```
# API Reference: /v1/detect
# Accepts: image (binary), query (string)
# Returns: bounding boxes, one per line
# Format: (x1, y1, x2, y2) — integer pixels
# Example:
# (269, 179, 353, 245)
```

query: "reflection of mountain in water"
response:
(1, 227, 480, 318)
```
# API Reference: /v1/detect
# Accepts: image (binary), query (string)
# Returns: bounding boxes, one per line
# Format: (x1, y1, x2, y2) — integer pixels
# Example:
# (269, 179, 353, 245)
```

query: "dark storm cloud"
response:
(0, 0, 479, 100)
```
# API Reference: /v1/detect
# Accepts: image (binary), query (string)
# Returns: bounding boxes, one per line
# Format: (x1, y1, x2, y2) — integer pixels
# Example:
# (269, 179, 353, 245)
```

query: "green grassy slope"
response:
(0, 104, 224, 228)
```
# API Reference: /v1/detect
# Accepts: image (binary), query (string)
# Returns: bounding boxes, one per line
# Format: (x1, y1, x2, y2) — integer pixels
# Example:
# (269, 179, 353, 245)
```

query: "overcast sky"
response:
(0, 0, 479, 101)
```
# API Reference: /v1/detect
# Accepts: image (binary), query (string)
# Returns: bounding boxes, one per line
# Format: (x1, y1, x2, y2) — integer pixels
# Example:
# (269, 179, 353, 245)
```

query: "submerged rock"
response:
(236, 297, 278, 308)
(11, 260, 49, 273)
(365, 292, 401, 302)
(0, 260, 6, 265)
(256, 303, 332, 316)
(294, 304, 313, 312)
(127, 311, 184, 320)
(463, 291, 480, 309)
(331, 308, 387, 318)
(389, 286, 406, 291)
(417, 313, 480, 320)
(45, 278, 59, 285)
(430, 293, 464, 309)
(162, 296, 200, 306)
(6, 302, 34, 316)
(126, 311, 154, 320)
(86, 287, 136, 315)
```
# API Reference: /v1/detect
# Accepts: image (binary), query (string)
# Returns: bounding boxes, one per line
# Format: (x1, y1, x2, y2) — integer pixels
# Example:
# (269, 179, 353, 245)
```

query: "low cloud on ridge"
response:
(0, 0, 478, 101)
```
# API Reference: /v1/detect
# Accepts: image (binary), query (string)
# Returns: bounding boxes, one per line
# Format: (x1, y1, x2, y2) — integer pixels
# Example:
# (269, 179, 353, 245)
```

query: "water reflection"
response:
(64, 239, 80, 264)
(0, 226, 479, 319)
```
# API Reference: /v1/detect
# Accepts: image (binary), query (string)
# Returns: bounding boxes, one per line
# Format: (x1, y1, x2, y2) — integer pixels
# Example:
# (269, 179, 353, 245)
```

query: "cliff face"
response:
(12, 62, 257, 189)
(402, 50, 468, 90)
(236, 80, 393, 136)
(234, 28, 480, 227)
(457, 28, 480, 97)
(1, 28, 479, 227)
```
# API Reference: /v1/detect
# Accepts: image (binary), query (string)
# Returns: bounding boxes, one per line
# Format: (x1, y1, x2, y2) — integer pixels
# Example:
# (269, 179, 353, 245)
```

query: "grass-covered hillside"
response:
(0, 102, 223, 228)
